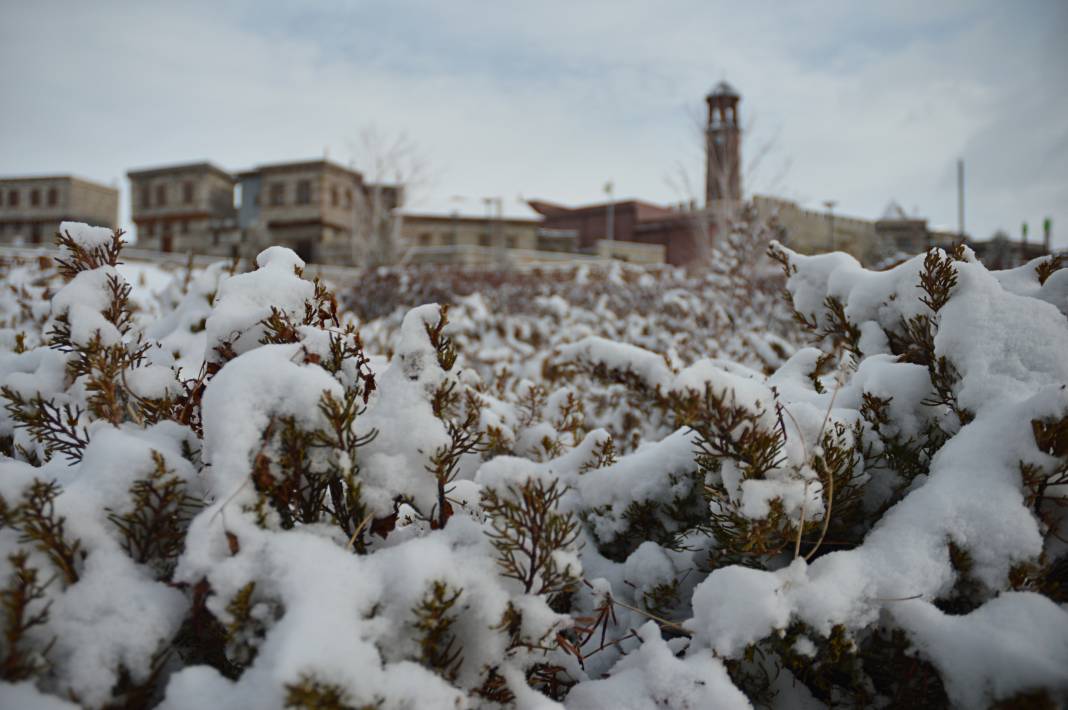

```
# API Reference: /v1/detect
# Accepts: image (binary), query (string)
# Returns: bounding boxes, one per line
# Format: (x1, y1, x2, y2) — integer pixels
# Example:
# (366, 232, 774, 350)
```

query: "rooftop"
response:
(0, 174, 117, 190)
(127, 161, 234, 183)
(237, 159, 362, 181)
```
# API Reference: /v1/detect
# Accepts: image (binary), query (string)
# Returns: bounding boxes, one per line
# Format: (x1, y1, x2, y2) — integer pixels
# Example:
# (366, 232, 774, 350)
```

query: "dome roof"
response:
(880, 200, 909, 221)
(709, 80, 739, 98)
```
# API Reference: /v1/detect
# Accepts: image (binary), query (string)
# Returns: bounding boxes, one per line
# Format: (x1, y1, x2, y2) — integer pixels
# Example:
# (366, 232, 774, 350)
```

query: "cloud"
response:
(1, 0, 1065, 244)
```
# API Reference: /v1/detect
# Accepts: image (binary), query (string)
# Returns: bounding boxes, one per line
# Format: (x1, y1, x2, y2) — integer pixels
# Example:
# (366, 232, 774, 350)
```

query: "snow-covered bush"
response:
(1, 223, 1066, 708)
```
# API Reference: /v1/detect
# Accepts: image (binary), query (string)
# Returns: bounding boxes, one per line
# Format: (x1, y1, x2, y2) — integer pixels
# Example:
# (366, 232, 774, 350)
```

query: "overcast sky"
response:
(1, 0, 1065, 246)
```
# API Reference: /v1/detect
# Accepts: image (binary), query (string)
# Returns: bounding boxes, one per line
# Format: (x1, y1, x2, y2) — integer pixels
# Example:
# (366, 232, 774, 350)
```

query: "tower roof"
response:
(708, 80, 739, 98)
(880, 200, 909, 221)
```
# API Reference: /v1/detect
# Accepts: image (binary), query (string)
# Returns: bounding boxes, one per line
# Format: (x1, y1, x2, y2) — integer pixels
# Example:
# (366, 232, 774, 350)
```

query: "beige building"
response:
(753, 195, 960, 266)
(0, 175, 118, 245)
(127, 159, 401, 264)
(399, 212, 664, 266)
(754, 195, 879, 263)
(238, 160, 402, 265)
(874, 201, 958, 257)
(401, 213, 541, 265)
(128, 162, 237, 255)
(595, 239, 666, 264)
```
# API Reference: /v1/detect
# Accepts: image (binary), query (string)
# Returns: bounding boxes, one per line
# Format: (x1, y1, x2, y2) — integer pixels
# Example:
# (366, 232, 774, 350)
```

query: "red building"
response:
(528, 198, 701, 265)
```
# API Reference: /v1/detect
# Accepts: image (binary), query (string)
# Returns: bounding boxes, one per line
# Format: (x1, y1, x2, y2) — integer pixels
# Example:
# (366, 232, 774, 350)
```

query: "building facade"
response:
(401, 212, 561, 266)
(241, 161, 366, 264)
(128, 163, 237, 256)
(127, 159, 402, 264)
(754, 196, 965, 265)
(0, 175, 118, 245)
(402, 213, 540, 254)
(754, 195, 878, 263)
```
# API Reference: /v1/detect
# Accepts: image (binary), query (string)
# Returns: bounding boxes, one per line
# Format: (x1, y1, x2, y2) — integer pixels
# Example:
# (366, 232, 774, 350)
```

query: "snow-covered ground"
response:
(1, 223, 1066, 708)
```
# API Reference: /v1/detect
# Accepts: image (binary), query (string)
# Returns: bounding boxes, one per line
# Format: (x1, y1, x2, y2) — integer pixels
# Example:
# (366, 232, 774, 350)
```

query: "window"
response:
(47, 188, 58, 206)
(444, 233, 456, 247)
(269, 183, 285, 206)
(143, 221, 154, 237)
(183, 181, 194, 204)
(331, 186, 339, 207)
(141, 186, 151, 208)
(296, 180, 311, 205)
(156, 184, 167, 206)
(8, 190, 18, 207)
(180, 220, 189, 234)
(478, 232, 491, 247)
(30, 189, 40, 207)
(506, 235, 517, 249)
(344, 189, 353, 208)
(419, 232, 432, 246)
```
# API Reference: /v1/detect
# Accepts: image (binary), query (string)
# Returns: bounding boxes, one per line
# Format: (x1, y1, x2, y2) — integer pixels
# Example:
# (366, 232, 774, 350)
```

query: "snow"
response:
(204, 247, 314, 361)
(51, 266, 125, 346)
(59, 221, 115, 249)
(894, 592, 1068, 707)
(200, 342, 344, 498)
(557, 336, 674, 391)
(566, 622, 751, 710)
(2, 235, 1066, 708)
(688, 562, 796, 657)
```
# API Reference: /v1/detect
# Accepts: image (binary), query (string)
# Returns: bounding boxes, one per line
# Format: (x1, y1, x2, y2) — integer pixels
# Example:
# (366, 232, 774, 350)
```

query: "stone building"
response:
(0, 175, 118, 245)
(238, 160, 402, 265)
(753, 197, 964, 265)
(874, 201, 959, 257)
(403, 212, 539, 254)
(399, 211, 664, 266)
(127, 159, 401, 264)
(127, 162, 237, 255)
(240, 159, 401, 264)
(753, 195, 878, 263)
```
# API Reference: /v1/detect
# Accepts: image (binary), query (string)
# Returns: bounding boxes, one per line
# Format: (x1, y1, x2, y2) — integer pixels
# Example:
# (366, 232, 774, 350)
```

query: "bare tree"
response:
(348, 125, 430, 266)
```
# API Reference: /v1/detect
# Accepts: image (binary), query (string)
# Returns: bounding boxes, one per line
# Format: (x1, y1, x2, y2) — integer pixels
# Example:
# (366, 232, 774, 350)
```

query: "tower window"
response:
(30, 189, 40, 207)
(47, 188, 58, 206)
(183, 181, 194, 204)
(156, 184, 167, 206)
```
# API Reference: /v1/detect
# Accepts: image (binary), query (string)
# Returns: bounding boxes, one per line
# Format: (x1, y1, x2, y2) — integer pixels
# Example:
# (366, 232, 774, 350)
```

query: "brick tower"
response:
(705, 81, 742, 205)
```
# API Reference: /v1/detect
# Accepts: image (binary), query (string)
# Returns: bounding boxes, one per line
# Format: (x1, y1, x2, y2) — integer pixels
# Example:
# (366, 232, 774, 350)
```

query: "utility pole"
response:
(824, 200, 837, 251)
(605, 181, 615, 242)
(957, 159, 965, 241)
(1021, 221, 1029, 265)
(483, 196, 506, 268)
(449, 195, 465, 249)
